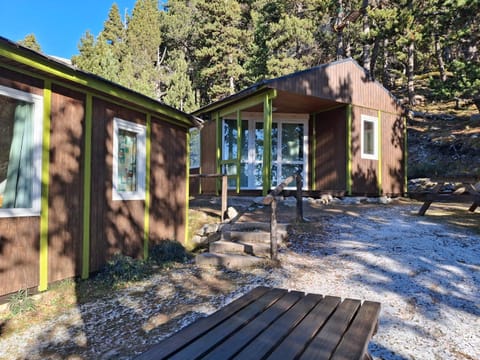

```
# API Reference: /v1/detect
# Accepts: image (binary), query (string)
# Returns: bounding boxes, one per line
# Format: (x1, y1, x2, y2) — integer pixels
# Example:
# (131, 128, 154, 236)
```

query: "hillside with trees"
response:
(21, 0, 478, 178)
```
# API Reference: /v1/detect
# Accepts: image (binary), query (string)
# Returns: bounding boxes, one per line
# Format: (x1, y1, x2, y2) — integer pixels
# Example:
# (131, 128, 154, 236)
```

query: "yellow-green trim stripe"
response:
(143, 115, 152, 259)
(81, 94, 93, 279)
(185, 130, 190, 246)
(346, 104, 353, 195)
(311, 114, 316, 191)
(39, 81, 52, 291)
(0, 44, 191, 127)
(215, 112, 221, 194)
(236, 110, 241, 193)
(377, 110, 382, 195)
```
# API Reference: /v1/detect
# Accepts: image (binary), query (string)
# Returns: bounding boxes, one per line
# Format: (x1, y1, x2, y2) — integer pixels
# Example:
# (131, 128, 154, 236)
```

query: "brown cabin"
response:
(192, 59, 406, 197)
(0, 37, 194, 298)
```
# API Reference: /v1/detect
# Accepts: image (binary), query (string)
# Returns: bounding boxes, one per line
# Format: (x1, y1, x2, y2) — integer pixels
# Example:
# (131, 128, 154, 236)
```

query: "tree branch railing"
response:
(190, 173, 228, 222)
(263, 173, 304, 260)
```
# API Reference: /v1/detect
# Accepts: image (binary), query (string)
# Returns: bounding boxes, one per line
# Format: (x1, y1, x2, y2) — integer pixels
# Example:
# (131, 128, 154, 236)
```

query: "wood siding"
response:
(199, 119, 217, 194)
(314, 107, 347, 191)
(90, 98, 145, 272)
(381, 112, 405, 196)
(270, 59, 402, 115)
(0, 69, 43, 295)
(150, 120, 187, 244)
(48, 85, 85, 282)
(351, 106, 380, 195)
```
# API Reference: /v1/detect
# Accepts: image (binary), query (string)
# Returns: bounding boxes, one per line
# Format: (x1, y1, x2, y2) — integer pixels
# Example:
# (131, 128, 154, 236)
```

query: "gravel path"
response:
(0, 202, 479, 359)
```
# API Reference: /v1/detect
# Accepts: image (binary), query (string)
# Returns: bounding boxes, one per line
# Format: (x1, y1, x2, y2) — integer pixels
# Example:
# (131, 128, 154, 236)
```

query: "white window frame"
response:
(361, 114, 379, 160)
(112, 117, 146, 201)
(189, 127, 201, 169)
(0, 85, 43, 218)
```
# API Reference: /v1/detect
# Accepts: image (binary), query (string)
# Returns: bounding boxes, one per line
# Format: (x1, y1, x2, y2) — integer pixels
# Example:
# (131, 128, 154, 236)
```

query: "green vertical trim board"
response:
(143, 115, 152, 258)
(81, 94, 93, 279)
(262, 94, 272, 195)
(39, 81, 52, 292)
(346, 105, 353, 195)
(184, 129, 190, 246)
(236, 110, 241, 193)
(311, 114, 316, 191)
(377, 111, 382, 195)
(215, 112, 221, 194)
(403, 115, 408, 194)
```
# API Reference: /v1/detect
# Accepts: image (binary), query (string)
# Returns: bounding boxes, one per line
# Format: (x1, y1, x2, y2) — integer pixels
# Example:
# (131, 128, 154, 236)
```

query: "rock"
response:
(226, 206, 239, 220)
(200, 223, 220, 235)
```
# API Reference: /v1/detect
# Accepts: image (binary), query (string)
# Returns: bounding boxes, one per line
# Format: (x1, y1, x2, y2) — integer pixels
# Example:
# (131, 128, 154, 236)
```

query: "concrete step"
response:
(209, 240, 270, 257)
(221, 230, 287, 244)
(225, 222, 289, 232)
(195, 252, 267, 269)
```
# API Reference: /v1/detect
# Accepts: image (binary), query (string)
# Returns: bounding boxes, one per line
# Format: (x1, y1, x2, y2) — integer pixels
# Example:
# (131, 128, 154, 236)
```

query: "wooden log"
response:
(418, 201, 433, 216)
(263, 175, 295, 205)
(296, 174, 304, 223)
(270, 197, 278, 261)
(221, 175, 227, 222)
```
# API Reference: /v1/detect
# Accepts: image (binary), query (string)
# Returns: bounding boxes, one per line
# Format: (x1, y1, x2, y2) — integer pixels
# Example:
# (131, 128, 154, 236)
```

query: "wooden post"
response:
(270, 196, 278, 260)
(296, 173, 304, 223)
(221, 175, 228, 222)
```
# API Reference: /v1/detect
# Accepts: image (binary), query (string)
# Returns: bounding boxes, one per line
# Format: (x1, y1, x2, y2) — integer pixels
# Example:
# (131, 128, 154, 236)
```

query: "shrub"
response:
(97, 253, 150, 286)
(149, 240, 191, 265)
(9, 289, 36, 316)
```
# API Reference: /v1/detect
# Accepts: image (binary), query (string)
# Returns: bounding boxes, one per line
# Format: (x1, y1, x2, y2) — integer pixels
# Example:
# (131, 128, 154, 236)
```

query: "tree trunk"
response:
(382, 38, 392, 89)
(434, 33, 447, 82)
(362, 0, 371, 79)
(370, 36, 381, 82)
(336, 1, 345, 60)
(407, 40, 415, 105)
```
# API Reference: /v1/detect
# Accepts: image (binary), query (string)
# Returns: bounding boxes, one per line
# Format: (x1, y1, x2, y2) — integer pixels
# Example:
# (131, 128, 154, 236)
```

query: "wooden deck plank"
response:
(332, 301, 381, 360)
(233, 293, 323, 360)
(168, 288, 287, 360)
(299, 299, 361, 360)
(200, 290, 303, 360)
(135, 286, 270, 360)
(265, 296, 342, 360)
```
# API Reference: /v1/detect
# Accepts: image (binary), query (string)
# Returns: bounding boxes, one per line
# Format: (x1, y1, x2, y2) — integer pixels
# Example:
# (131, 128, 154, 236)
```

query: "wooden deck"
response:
(136, 287, 381, 360)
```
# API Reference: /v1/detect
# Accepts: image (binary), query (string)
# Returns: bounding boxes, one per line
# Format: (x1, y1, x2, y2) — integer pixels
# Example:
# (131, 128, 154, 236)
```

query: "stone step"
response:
(209, 240, 270, 257)
(221, 230, 287, 244)
(195, 252, 267, 269)
(224, 222, 289, 232)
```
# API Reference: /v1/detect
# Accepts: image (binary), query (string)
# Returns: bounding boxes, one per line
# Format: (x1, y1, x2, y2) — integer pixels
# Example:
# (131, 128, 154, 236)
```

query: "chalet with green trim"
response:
(0, 36, 194, 298)
(192, 58, 406, 197)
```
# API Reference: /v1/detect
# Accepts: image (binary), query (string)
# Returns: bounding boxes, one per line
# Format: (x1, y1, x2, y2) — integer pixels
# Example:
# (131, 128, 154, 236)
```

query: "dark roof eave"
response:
(0, 36, 194, 128)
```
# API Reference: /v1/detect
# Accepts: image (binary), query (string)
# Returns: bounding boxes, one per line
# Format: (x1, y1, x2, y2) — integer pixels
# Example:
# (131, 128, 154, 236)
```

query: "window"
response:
(361, 115, 378, 160)
(189, 128, 200, 169)
(0, 85, 43, 217)
(112, 118, 146, 200)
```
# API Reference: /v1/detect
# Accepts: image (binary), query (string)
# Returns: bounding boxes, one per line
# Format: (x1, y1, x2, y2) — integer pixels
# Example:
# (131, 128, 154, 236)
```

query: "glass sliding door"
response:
(222, 117, 308, 190)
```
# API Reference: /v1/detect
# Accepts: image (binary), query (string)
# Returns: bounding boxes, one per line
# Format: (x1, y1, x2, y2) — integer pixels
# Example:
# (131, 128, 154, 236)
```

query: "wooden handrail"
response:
(262, 173, 304, 260)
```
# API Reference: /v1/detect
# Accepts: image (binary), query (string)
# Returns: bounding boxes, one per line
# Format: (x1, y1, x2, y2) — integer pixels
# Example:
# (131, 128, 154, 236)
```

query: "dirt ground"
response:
(0, 196, 479, 359)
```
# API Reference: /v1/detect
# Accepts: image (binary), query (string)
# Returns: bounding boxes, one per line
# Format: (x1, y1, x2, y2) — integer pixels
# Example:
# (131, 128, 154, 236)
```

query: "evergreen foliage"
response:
(70, 0, 480, 109)
(18, 34, 42, 53)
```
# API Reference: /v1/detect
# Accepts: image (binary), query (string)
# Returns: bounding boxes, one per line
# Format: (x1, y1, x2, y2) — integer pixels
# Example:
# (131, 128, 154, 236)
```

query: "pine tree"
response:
(124, 0, 162, 98)
(19, 34, 42, 53)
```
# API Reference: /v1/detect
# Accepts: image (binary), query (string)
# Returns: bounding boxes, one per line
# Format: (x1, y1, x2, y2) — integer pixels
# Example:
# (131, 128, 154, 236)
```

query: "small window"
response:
(112, 118, 146, 201)
(0, 85, 43, 218)
(189, 128, 200, 169)
(361, 115, 378, 160)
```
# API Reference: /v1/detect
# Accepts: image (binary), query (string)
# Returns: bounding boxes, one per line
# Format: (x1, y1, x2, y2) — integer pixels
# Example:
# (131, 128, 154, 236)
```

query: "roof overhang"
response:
(0, 36, 195, 128)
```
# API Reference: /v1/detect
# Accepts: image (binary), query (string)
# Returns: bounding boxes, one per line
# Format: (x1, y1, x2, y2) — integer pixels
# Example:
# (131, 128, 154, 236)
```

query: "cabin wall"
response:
(0, 68, 43, 295)
(314, 107, 347, 191)
(149, 120, 187, 245)
(0, 61, 189, 297)
(351, 106, 380, 195)
(48, 85, 85, 282)
(381, 112, 405, 196)
(90, 98, 145, 272)
(199, 119, 217, 193)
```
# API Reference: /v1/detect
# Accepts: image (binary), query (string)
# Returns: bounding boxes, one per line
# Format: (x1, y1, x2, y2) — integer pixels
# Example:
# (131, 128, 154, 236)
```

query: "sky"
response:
(0, 1, 140, 60)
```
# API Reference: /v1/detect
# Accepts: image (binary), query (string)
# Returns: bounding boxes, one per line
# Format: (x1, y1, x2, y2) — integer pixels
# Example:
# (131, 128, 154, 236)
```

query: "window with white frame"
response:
(0, 85, 43, 218)
(112, 118, 146, 200)
(189, 127, 200, 169)
(361, 115, 378, 160)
